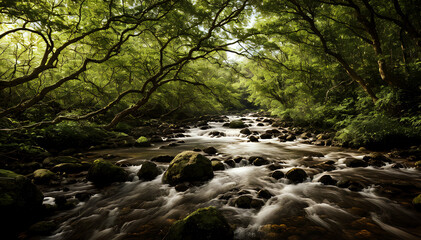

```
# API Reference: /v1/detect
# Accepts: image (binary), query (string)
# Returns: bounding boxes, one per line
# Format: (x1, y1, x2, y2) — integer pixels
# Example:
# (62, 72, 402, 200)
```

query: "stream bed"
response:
(43, 115, 421, 240)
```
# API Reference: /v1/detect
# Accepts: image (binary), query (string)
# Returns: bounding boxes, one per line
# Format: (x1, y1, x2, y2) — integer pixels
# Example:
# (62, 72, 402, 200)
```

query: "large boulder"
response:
(203, 147, 218, 155)
(286, 168, 308, 183)
(229, 120, 245, 128)
(0, 169, 44, 238)
(164, 207, 233, 240)
(162, 151, 213, 186)
(344, 158, 368, 168)
(87, 159, 128, 186)
(137, 161, 160, 181)
(33, 169, 57, 185)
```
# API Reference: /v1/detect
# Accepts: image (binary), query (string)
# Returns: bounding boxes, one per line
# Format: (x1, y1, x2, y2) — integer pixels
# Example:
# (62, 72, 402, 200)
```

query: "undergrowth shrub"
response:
(335, 114, 421, 150)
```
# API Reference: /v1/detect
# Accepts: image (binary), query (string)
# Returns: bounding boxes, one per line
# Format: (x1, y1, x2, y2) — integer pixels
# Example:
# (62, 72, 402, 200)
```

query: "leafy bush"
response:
(335, 114, 421, 149)
(35, 121, 110, 152)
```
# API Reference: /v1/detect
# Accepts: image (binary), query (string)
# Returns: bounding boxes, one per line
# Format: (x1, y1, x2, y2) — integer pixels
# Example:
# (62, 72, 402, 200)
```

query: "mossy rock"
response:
(33, 169, 57, 185)
(212, 160, 225, 171)
(286, 168, 308, 183)
(137, 161, 160, 181)
(162, 151, 213, 186)
(0, 169, 44, 238)
(164, 207, 233, 240)
(42, 156, 80, 167)
(229, 120, 245, 129)
(135, 136, 151, 147)
(413, 194, 421, 211)
(87, 159, 128, 186)
(52, 163, 86, 173)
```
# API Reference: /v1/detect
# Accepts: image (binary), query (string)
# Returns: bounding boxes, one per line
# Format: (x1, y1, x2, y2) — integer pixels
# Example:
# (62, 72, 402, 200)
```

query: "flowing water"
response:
(43, 115, 421, 240)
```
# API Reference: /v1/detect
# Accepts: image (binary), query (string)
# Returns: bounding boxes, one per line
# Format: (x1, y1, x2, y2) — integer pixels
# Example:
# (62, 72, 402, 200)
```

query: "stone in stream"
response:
(260, 133, 272, 139)
(28, 220, 58, 235)
(344, 158, 368, 168)
(413, 194, 421, 211)
(240, 128, 251, 135)
(229, 120, 245, 128)
(210, 131, 226, 137)
(224, 159, 236, 168)
(391, 163, 404, 169)
(42, 156, 80, 167)
(363, 152, 392, 163)
(51, 162, 89, 173)
(87, 159, 128, 186)
(285, 135, 296, 141)
(271, 170, 284, 180)
(249, 135, 259, 142)
(248, 156, 269, 166)
(137, 161, 161, 181)
(233, 156, 244, 163)
(257, 123, 264, 126)
(33, 169, 57, 185)
(0, 169, 44, 238)
(235, 195, 252, 208)
(212, 160, 225, 171)
(151, 155, 174, 162)
(203, 147, 218, 155)
(286, 168, 308, 183)
(318, 175, 337, 185)
(162, 151, 214, 186)
(258, 189, 273, 199)
(163, 207, 233, 240)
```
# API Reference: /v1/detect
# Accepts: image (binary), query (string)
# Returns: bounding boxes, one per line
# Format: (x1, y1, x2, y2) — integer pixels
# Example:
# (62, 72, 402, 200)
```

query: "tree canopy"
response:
(0, 0, 420, 131)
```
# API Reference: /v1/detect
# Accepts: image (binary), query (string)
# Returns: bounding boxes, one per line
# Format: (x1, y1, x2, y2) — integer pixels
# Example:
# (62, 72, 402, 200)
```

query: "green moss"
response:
(135, 136, 151, 147)
(0, 169, 20, 178)
(162, 151, 213, 185)
(87, 159, 128, 186)
(164, 207, 233, 240)
(229, 120, 245, 129)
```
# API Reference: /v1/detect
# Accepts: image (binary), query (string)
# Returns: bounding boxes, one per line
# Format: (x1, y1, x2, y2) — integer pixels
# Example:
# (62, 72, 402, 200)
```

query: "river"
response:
(43, 115, 421, 240)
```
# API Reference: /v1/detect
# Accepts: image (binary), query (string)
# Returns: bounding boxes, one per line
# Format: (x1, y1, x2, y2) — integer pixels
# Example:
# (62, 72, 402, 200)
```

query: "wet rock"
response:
(0, 169, 44, 238)
(151, 155, 174, 163)
(135, 136, 151, 147)
(52, 162, 87, 173)
(137, 161, 160, 181)
(249, 156, 269, 166)
(271, 170, 284, 179)
(318, 175, 337, 185)
(203, 147, 218, 155)
(286, 168, 308, 183)
(212, 160, 225, 171)
(75, 192, 91, 202)
(391, 163, 404, 169)
(311, 163, 336, 171)
(300, 132, 312, 139)
(224, 159, 236, 168)
(267, 163, 283, 170)
(251, 198, 265, 209)
(249, 136, 259, 142)
(193, 148, 201, 152)
(233, 156, 243, 163)
(150, 135, 163, 142)
(175, 183, 189, 192)
(240, 128, 251, 135)
(200, 125, 212, 130)
(363, 152, 392, 163)
(258, 189, 273, 199)
(368, 159, 386, 167)
(257, 123, 264, 126)
(28, 220, 58, 235)
(355, 229, 372, 239)
(33, 169, 57, 185)
(285, 135, 296, 141)
(260, 133, 272, 139)
(87, 159, 128, 186)
(337, 179, 364, 191)
(163, 207, 233, 240)
(222, 123, 230, 127)
(235, 195, 252, 208)
(175, 133, 185, 138)
(162, 151, 213, 186)
(313, 140, 325, 146)
(210, 131, 226, 137)
(168, 143, 179, 147)
(42, 156, 80, 167)
(229, 120, 245, 129)
(413, 194, 421, 211)
(344, 158, 368, 168)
